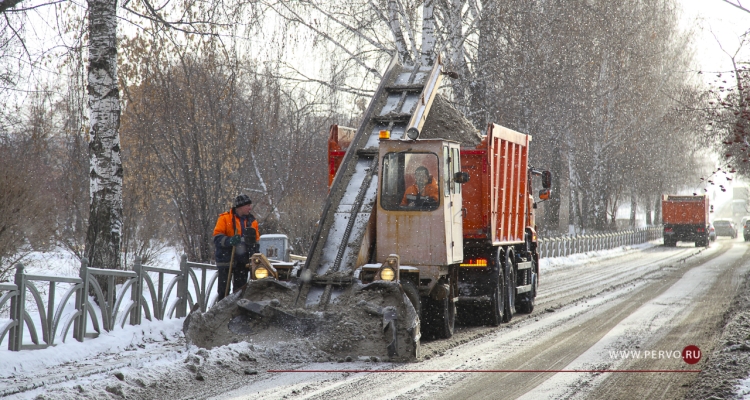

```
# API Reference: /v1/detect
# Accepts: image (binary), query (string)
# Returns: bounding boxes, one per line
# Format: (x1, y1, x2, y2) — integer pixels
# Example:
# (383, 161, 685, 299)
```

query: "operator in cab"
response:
(401, 166, 439, 209)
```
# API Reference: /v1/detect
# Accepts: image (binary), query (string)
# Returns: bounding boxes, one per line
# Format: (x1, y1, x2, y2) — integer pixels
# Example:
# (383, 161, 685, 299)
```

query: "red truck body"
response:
(461, 124, 531, 245)
(662, 195, 710, 247)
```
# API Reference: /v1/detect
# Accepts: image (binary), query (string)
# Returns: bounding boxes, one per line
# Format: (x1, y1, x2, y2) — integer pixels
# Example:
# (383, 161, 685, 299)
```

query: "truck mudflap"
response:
(183, 279, 421, 362)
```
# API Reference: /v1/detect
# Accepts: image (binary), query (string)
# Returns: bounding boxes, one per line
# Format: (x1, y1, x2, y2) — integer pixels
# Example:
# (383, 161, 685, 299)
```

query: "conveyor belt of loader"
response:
(299, 56, 445, 310)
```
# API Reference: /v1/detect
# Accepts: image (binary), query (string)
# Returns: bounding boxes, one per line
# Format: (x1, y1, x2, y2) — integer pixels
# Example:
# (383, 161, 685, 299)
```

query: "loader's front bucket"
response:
(184, 278, 421, 362)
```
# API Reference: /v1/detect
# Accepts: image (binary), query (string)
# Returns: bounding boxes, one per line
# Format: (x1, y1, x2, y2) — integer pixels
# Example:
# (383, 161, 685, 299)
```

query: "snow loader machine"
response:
(184, 55, 552, 362)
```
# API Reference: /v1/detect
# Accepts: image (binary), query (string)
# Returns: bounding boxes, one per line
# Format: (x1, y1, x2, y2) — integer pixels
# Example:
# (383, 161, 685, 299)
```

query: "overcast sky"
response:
(679, 0, 750, 73)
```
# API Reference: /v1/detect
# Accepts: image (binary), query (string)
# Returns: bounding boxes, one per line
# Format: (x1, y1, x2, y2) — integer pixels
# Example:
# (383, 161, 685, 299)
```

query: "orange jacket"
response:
(213, 210, 260, 264)
(401, 181, 439, 205)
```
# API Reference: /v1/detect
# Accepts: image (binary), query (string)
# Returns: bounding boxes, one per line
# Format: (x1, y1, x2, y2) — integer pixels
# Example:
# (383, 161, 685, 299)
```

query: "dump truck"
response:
(662, 195, 710, 247)
(184, 56, 551, 361)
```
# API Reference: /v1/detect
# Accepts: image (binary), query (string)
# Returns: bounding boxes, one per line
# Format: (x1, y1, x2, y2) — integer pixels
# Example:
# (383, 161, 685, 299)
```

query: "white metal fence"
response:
(0, 255, 217, 351)
(1, 227, 662, 351)
(537, 226, 662, 258)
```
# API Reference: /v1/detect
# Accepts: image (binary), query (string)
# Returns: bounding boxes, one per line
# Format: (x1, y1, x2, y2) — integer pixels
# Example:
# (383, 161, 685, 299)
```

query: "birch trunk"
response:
(387, 0, 412, 64)
(85, 0, 122, 286)
(420, 0, 435, 66)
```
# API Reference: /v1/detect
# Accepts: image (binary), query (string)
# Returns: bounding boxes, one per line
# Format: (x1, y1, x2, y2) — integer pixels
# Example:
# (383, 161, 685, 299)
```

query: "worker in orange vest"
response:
(213, 194, 260, 301)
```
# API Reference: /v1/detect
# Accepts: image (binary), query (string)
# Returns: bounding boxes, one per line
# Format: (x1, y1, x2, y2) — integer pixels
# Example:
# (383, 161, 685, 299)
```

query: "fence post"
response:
(580, 235, 586, 252)
(9, 263, 26, 351)
(131, 256, 142, 326)
(177, 255, 188, 318)
(74, 259, 89, 342)
(569, 236, 575, 255)
(581, 235, 586, 252)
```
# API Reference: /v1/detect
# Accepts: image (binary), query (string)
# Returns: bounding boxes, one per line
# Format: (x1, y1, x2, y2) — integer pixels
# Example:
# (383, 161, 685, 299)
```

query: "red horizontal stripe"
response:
(268, 369, 701, 373)
(460, 150, 486, 155)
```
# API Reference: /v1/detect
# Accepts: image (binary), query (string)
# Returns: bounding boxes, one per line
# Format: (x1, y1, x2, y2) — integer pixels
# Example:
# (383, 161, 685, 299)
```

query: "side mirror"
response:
(539, 189, 550, 200)
(542, 171, 552, 189)
(710, 205, 714, 213)
(454, 171, 470, 184)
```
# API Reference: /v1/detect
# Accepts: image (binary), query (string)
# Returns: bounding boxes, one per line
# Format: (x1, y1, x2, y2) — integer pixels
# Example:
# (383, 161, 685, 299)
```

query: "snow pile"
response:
(738, 377, 750, 400)
(184, 278, 419, 362)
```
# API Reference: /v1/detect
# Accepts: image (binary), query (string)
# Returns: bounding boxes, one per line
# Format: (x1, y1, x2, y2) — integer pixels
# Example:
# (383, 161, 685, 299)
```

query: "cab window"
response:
(381, 152, 440, 211)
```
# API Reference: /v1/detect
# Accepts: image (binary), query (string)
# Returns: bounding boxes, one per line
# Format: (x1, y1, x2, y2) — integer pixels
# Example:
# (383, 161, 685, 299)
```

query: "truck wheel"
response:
(488, 266, 505, 327)
(516, 267, 537, 314)
(502, 252, 515, 323)
(485, 247, 505, 326)
(422, 294, 455, 339)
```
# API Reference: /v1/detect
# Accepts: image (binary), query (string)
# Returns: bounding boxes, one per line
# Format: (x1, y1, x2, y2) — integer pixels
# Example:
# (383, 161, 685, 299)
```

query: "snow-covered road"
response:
(4, 239, 750, 399)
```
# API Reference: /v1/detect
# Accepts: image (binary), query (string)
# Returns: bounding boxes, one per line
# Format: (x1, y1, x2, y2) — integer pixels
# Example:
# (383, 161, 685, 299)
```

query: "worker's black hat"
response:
(233, 194, 252, 208)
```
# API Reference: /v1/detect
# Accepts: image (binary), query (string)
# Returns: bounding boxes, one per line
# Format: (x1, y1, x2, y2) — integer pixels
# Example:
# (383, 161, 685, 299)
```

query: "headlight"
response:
(406, 127, 420, 140)
(255, 267, 269, 279)
(380, 267, 395, 281)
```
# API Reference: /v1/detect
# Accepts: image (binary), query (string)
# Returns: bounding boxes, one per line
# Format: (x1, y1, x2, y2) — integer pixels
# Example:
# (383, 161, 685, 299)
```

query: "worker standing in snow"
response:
(213, 194, 260, 301)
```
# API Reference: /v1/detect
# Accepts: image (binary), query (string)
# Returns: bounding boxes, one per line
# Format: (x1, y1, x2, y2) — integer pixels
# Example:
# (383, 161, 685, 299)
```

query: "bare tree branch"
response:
(722, 0, 750, 14)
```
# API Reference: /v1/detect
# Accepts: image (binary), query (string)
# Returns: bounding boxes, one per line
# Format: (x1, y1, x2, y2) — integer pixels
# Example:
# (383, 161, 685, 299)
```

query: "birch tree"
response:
(2, 0, 258, 284)
(85, 0, 123, 277)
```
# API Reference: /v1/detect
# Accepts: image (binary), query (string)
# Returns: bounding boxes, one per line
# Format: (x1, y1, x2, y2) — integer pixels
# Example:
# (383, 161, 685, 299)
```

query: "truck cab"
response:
(375, 138, 464, 298)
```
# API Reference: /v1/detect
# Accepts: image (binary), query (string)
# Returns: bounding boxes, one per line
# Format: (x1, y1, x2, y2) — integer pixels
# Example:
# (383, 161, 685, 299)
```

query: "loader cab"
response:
(377, 139, 464, 267)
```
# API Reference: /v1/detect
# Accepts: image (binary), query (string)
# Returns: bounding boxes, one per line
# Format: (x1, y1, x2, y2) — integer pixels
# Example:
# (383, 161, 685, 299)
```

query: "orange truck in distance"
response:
(662, 195, 711, 247)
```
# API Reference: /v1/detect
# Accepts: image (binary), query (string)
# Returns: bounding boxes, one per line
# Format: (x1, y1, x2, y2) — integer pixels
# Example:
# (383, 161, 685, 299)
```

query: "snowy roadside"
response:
(686, 265, 750, 400)
(5, 239, 750, 399)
